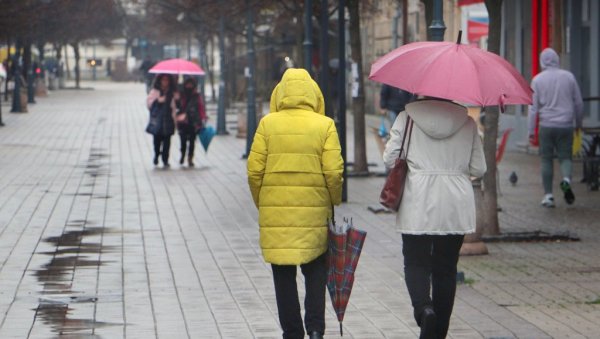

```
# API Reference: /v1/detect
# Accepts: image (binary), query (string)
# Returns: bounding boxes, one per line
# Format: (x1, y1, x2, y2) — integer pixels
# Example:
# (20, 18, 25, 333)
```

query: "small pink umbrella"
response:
(369, 33, 532, 108)
(149, 58, 205, 76)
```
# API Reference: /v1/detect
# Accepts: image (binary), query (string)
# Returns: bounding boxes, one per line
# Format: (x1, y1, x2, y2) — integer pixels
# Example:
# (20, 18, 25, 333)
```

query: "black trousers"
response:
(153, 134, 171, 164)
(179, 133, 195, 158)
(402, 234, 464, 339)
(271, 253, 327, 339)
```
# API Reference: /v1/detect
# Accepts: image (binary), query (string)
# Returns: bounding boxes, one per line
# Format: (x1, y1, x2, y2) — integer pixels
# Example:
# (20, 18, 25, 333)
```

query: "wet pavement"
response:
(0, 82, 599, 338)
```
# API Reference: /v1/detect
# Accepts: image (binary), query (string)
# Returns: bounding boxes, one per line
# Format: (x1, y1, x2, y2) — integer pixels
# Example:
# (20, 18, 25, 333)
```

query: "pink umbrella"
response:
(149, 58, 205, 76)
(369, 35, 532, 108)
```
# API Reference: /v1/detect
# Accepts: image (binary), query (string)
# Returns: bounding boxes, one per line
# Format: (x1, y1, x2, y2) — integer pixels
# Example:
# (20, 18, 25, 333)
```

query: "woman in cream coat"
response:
(383, 99, 486, 339)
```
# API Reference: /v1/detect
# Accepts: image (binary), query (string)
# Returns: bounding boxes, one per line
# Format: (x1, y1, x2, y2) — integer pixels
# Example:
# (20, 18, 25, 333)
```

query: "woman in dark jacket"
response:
(176, 78, 206, 167)
(146, 74, 177, 167)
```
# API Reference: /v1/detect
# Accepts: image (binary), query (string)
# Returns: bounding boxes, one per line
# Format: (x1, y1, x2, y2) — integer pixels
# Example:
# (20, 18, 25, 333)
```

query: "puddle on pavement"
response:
(33, 146, 121, 335)
(33, 226, 122, 335)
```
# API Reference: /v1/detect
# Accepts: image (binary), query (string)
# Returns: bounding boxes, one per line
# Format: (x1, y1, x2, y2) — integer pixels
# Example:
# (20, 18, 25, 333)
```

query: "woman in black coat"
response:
(146, 74, 178, 167)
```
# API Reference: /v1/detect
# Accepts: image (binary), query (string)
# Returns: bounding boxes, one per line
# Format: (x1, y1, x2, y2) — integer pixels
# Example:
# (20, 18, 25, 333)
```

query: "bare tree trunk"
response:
(209, 37, 217, 103)
(55, 44, 65, 89)
(295, 11, 304, 68)
(227, 33, 236, 104)
(347, 0, 368, 174)
(124, 38, 131, 60)
(71, 42, 80, 89)
(552, 0, 562, 53)
(64, 45, 71, 80)
(481, 0, 503, 236)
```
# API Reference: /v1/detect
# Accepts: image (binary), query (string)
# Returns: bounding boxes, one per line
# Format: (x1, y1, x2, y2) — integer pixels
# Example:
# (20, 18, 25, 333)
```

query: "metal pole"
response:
(187, 33, 192, 61)
(429, 0, 446, 41)
(303, 0, 313, 73)
(216, 4, 228, 135)
(319, 0, 331, 118)
(11, 40, 22, 113)
(245, 0, 257, 158)
(338, 0, 347, 202)
(198, 38, 207, 105)
(25, 44, 35, 103)
(92, 42, 97, 81)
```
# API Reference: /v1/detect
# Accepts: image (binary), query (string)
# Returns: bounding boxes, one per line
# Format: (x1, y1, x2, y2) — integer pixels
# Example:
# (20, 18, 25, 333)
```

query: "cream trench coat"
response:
(383, 100, 486, 235)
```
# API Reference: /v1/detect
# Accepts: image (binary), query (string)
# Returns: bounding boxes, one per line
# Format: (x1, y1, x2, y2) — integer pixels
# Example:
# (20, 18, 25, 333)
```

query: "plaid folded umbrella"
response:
(327, 214, 367, 336)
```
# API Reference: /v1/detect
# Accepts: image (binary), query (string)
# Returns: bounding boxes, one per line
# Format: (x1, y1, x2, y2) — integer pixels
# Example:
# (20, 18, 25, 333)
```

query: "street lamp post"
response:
(429, 0, 446, 42)
(245, 0, 257, 158)
(303, 0, 313, 73)
(11, 40, 22, 113)
(338, 0, 347, 202)
(198, 38, 207, 105)
(92, 42, 97, 81)
(216, 4, 228, 135)
(25, 44, 35, 104)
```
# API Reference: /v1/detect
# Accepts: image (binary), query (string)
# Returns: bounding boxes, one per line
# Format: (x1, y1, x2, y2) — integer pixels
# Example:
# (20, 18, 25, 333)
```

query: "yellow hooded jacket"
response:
(247, 68, 344, 265)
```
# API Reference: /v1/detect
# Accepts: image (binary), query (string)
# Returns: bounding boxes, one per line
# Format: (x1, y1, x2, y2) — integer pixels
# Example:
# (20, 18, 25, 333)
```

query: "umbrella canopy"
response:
(327, 216, 367, 336)
(198, 125, 215, 152)
(149, 58, 205, 76)
(369, 39, 532, 107)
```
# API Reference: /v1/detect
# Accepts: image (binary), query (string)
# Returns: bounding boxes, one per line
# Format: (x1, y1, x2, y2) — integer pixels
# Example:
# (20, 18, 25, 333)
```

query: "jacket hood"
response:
(406, 100, 469, 139)
(540, 48, 560, 70)
(269, 68, 325, 115)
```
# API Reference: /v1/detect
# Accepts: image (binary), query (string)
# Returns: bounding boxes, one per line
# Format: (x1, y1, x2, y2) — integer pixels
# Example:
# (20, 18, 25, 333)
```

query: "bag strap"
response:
(404, 119, 414, 157)
(398, 116, 413, 159)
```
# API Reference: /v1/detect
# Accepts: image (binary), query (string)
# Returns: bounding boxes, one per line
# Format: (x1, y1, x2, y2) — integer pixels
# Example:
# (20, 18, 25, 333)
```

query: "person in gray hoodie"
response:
(528, 48, 583, 208)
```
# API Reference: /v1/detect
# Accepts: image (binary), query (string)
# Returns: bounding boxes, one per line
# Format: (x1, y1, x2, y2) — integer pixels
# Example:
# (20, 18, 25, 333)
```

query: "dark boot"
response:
(419, 307, 437, 339)
(179, 153, 185, 165)
(307, 331, 323, 339)
(153, 153, 159, 165)
(188, 155, 194, 167)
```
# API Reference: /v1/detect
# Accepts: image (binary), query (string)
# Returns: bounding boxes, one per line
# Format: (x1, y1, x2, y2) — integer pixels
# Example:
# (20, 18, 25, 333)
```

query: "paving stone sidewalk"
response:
(0, 82, 598, 338)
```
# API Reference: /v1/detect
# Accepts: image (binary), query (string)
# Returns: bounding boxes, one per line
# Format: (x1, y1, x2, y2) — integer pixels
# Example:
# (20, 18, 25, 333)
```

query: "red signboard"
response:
(459, 0, 484, 6)
(467, 20, 489, 44)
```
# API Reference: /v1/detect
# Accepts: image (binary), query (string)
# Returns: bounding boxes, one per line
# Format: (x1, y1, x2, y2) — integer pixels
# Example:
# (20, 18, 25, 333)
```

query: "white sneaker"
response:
(541, 194, 555, 208)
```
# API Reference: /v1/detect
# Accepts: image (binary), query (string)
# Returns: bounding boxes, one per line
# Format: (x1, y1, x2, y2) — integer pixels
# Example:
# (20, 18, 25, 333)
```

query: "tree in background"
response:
(347, 0, 368, 174)
(481, 0, 503, 235)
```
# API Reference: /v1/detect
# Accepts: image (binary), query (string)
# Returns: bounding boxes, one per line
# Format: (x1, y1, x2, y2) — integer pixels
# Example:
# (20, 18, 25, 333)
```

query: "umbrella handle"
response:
(331, 204, 335, 224)
(340, 322, 343, 336)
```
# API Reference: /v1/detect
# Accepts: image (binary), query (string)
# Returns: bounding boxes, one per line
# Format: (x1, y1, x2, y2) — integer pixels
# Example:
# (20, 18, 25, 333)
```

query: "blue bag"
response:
(378, 116, 388, 137)
(145, 102, 163, 135)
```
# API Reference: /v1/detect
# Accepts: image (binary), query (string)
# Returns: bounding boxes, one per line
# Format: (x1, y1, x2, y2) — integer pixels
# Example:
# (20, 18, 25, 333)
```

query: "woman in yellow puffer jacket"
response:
(247, 68, 344, 339)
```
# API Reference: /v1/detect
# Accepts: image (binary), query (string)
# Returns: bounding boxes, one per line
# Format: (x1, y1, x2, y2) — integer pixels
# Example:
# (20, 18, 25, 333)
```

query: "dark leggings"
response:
(271, 253, 327, 339)
(402, 234, 464, 339)
(179, 133, 195, 158)
(153, 134, 171, 164)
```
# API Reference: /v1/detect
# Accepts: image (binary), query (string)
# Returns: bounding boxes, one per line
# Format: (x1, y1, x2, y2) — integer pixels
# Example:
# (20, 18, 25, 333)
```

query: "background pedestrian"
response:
(380, 83, 415, 127)
(528, 48, 584, 208)
(176, 78, 206, 167)
(146, 73, 177, 167)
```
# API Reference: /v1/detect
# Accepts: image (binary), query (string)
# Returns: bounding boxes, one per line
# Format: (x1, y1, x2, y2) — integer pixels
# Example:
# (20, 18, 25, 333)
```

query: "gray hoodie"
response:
(528, 48, 584, 135)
